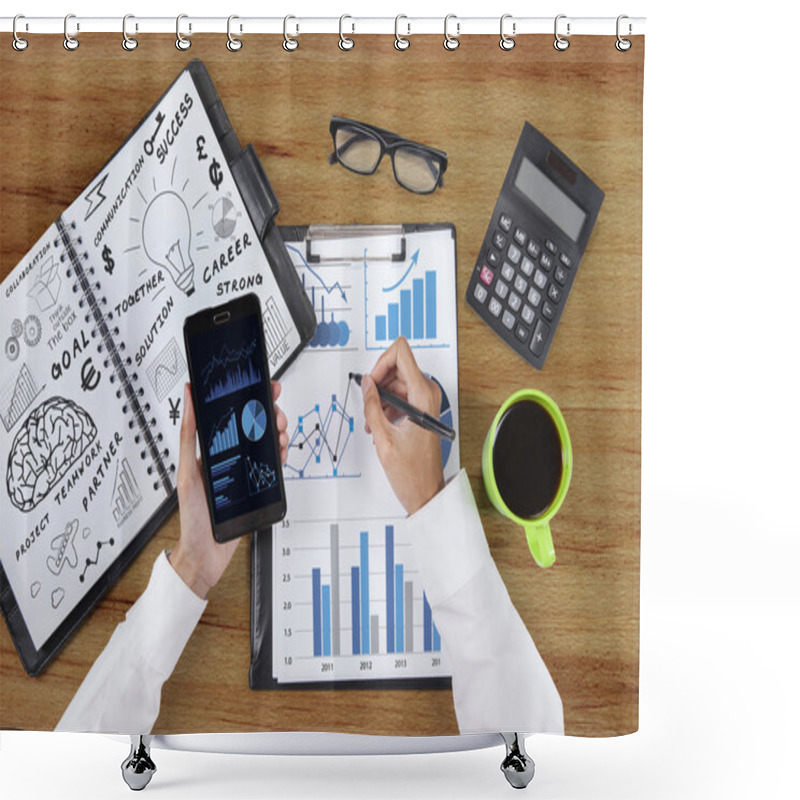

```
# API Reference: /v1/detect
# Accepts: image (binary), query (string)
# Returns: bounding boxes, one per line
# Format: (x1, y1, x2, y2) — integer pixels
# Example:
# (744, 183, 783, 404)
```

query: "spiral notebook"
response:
(0, 60, 315, 676)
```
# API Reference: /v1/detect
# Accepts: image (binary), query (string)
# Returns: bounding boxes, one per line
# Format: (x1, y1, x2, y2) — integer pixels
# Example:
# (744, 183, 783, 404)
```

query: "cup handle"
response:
(525, 521, 556, 568)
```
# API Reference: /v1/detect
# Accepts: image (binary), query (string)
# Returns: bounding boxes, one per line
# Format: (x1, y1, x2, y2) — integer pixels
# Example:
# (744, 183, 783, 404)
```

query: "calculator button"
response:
(493, 231, 507, 250)
(488, 297, 503, 318)
(480, 265, 495, 286)
(501, 262, 515, 282)
(530, 320, 550, 357)
(545, 239, 558, 255)
(559, 252, 572, 268)
(473, 283, 488, 304)
(542, 301, 555, 321)
(513, 228, 528, 247)
(507, 243, 522, 265)
(540, 252, 554, 271)
(548, 284, 561, 304)
(520, 257, 535, 277)
(494, 279, 509, 300)
(554, 265, 568, 286)
(527, 239, 541, 259)
(533, 270, 547, 290)
(487, 248, 501, 267)
(527, 287, 542, 308)
(498, 213, 513, 233)
(521, 304, 535, 325)
(502, 310, 516, 330)
(514, 274, 528, 295)
(515, 324, 530, 342)
(508, 292, 522, 312)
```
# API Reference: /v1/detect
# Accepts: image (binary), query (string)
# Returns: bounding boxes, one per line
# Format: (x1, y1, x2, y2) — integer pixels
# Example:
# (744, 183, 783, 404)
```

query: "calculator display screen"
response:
(514, 157, 586, 242)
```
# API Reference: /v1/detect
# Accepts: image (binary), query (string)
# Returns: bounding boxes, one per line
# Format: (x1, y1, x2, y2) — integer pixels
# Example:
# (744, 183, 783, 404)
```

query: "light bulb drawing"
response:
(142, 191, 196, 296)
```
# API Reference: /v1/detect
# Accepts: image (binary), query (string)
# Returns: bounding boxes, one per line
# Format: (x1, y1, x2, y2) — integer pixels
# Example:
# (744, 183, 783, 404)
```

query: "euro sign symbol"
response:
(196, 135, 207, 160)
(102, 245, 115, 275)
(80, 357, 101, 392)
(209, 158, 224, 191)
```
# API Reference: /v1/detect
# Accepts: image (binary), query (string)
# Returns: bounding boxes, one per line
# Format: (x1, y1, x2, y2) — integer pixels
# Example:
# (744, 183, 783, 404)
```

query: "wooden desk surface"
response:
(1, 34, 643, 736)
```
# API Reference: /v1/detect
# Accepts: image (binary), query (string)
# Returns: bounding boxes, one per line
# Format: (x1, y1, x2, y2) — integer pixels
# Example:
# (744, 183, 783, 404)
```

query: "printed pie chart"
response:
(430, 376, 453, 471)
(242, 399, 267, 442)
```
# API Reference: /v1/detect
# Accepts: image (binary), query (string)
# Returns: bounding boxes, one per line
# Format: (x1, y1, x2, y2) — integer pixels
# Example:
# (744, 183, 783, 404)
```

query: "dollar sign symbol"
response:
(102, 245, 115, 275)
(209, 158, 224, 191)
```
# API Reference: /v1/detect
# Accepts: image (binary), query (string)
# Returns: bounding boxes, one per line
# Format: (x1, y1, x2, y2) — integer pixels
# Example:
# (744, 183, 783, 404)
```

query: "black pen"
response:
(349, 372, 456, 442)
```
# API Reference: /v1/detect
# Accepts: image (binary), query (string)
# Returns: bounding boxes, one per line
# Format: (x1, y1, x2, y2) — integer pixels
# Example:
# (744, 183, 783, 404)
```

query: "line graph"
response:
(285, 389, 359, 480)
(208, 407, 239, 456)
(289, 243, 354, 350)
(247, 456, 277, 494)
(201, 339, 262, 403)
(146, 337, 187, 403)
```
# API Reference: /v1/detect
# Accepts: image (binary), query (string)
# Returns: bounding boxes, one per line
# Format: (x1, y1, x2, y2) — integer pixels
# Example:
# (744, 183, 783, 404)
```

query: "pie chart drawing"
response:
(242, 399, 267, 442)
(430, 376, 453, 471)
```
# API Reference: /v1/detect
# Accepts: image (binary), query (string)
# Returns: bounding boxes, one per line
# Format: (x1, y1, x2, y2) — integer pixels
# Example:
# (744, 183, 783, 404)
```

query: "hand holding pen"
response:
(358, 337, 448, 515)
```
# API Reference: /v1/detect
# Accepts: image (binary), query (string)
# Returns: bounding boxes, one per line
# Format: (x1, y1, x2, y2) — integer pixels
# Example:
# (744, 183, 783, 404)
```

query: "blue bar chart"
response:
(208, 407, 239, 457)
(274, 519, 448, 684)
(373, 270, 438, 344)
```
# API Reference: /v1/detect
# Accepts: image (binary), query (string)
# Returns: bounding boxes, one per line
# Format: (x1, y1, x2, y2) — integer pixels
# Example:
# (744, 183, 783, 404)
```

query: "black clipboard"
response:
(1, 60, 315, 677)
(249, 222, 456, 691)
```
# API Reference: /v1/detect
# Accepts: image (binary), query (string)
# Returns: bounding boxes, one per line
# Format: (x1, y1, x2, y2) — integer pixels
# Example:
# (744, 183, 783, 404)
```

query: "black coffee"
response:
(492, 400, 563, 519)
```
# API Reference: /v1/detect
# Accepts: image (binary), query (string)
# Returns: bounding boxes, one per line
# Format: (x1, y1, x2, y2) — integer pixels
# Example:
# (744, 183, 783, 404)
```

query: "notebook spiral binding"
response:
(55, 218, 176, 496)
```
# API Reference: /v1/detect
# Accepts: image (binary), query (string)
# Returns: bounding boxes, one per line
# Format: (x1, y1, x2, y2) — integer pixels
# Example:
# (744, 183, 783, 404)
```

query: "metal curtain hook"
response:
(395, 15, 410, 50)
(122, 14, 138, 51)
(339, 15, 354, 50)
(443, 14, 460, 50)
(12, 14, 29, 51)
(176, 14, 191, 51)
(283, 15, 299, 51)
(554, 14, 570, 51)
(616, 14, 632, 51)
(499, 14, 515, 50)
(227, 15, 242, 51)
(63, 13, 79, 51)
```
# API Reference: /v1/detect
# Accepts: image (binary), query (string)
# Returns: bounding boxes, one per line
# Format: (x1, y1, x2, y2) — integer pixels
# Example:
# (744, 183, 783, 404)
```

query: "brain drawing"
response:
(6, 396, 97, 512)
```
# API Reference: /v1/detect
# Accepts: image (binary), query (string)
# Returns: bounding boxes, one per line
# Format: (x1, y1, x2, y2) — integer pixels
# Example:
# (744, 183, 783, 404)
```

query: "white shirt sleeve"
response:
(406, 469, 564, 736)
(56, 551, 207, 734)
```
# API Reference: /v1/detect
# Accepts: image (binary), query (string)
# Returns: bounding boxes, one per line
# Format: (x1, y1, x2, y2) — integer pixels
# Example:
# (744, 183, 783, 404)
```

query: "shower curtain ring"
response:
(12, 14, 29, 51)
(339, 15, 354, 50)
(554, 14, 570, 51)
(63, 14, 79, 51)
(615, 15, 632, 51)
(122, 14, 138, 51)
(176, 14, 192, 51)
(283, 16, 299, 51)
(499, 14, 515, 50)
(227, 15, 242, 51)
(394, 15, 410, 50)
(443, 14, 460, 50)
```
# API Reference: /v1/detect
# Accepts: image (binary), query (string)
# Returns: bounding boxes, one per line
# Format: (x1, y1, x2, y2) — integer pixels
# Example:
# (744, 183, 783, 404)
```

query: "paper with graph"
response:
(272, 226, 458, 684)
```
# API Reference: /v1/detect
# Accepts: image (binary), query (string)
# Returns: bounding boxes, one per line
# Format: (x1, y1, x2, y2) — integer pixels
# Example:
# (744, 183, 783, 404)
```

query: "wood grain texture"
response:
(1, 34, 643, 736)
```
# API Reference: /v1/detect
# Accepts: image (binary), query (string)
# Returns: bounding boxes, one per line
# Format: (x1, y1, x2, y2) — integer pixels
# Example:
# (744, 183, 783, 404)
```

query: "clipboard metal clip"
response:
(305, 224, 406, 264)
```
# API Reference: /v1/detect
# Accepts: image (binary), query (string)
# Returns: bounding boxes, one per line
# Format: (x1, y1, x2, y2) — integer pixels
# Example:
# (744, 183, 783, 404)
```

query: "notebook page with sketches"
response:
(269, 224, 459, 685)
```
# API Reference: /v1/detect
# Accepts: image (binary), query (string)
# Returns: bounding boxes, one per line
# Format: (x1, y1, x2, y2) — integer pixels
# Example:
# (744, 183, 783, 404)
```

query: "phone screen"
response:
(186, 310, 283, 525)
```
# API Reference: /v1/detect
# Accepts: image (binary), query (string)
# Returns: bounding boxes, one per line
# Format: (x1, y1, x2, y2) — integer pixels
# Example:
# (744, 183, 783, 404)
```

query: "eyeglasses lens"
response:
(393, 145, 442, 193)
(334, 126, 382, 173)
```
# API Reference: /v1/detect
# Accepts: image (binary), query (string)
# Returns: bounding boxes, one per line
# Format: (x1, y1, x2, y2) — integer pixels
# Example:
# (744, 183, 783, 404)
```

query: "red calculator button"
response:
(480, 265, 495, 286)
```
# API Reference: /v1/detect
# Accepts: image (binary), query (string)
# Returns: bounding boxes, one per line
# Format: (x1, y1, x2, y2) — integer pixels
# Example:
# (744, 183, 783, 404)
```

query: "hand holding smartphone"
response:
(183, 293, 286, 543)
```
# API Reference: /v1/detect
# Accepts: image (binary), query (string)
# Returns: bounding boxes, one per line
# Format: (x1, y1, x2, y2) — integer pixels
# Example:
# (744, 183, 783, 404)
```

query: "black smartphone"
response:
(183, 293, 286, 542)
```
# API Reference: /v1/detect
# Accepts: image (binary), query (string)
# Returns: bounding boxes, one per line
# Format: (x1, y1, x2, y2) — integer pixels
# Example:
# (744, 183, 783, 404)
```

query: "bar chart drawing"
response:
(207, 407, 239, 457)
(285, 393, 359, 480)
(273, 519, 449, 684)
(365, 249, 450, 351)
(1, 362, 44, 432)
(201, 339, 262, 403)
(263, 295, 291, 358)
(111, 458, 143, 528)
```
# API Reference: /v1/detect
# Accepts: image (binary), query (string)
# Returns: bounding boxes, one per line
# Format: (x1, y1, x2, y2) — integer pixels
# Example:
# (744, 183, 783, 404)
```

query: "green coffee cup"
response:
(482, 389, 572, 568)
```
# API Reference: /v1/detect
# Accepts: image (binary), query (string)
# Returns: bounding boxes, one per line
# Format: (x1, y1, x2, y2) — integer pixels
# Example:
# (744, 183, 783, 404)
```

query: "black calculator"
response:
(466, 122, 604, 369)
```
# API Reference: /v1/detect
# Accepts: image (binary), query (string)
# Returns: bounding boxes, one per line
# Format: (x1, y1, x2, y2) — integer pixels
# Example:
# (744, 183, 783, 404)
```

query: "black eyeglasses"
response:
(329, 117, 448, 194)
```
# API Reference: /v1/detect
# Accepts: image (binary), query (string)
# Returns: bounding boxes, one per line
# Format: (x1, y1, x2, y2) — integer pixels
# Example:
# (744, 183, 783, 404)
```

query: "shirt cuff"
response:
(124, 551, 208, 677)
(405, 468, 494, 608)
